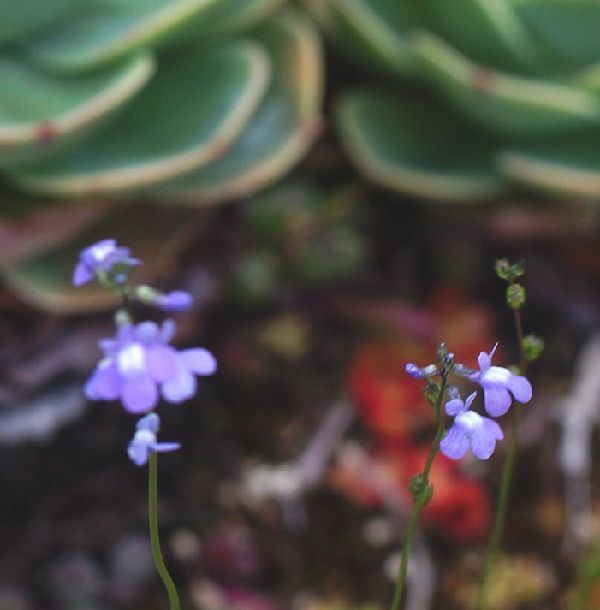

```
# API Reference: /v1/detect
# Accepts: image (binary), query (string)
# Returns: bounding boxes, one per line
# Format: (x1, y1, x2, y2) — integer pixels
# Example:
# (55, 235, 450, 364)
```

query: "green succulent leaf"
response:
(0, 194, 103, 267)
(498, 136, 600, 199)
(411, 31, 600, 138)
(314, 0, 422, 77)
(0, 53, 154, 167)
(146, 9, 323, 204)
(27, 0, 255, 73)
(336, 89, 502, 202)
(421, 0, 544, 73)
(0, 205, 202, 313)
(176, 0, 284, 41)
(0, 0, 82, 46)
(516, 0, 600, 70)
(14, 42, 270, 196)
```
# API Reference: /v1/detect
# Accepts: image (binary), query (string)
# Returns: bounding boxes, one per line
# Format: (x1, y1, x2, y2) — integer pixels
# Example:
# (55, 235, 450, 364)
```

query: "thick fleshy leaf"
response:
(147, 10, 323, 203)
(0, 53, 154, 167)
(498, 137, 600, 199)
(14, 43, 270, 196)
(336, 89, 502, 201)
(516, 0, 600, 70)
(420, 0, 544, 73)
(410, 31, 600, 138)
(176, 0, 284, 41)
(27, 0, 261, 73)
(0, 195, 104, 267)
(0, 0, 81, 46)
(324, 0, 421, 77)
(0, 205, 203, 313)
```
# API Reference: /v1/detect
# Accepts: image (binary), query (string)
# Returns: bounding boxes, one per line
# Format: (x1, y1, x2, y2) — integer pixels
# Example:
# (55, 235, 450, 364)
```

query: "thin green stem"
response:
(149, 452, 181, 610)
(390, 377, 447, 610)
(474, 409, 519, 610)
(475, 296, 527, 610)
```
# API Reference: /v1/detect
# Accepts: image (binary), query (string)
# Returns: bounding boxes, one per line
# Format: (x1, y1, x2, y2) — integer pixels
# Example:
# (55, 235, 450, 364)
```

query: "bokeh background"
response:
(1, 1, 599, 609)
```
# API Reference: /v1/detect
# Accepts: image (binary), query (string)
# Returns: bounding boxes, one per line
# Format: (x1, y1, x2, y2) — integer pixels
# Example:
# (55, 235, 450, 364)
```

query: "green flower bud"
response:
(506, 283, 526, 309)
(523, 334, 544, 362)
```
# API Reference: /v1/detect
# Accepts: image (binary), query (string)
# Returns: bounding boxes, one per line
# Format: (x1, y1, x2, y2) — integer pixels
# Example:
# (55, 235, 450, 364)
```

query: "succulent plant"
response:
(0, 1, 323, 312)
(305, 0, 600, 202)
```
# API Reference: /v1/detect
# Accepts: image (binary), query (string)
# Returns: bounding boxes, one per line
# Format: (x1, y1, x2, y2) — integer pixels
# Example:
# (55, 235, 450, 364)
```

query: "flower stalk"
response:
(149, 452, 181, 610)
(475, 260, 540, 610)
(390, 373, 448, 610)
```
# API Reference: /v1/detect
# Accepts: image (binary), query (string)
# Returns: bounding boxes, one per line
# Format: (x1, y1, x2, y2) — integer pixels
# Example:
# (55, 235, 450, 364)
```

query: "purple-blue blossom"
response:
(85, 319, 217, 413)
(128, 413, 180, 466)
(471, 344, 532, 417)
(440, 391, 504, 460)
(73, 239, 140, 286)
(156, 290, 193, 312)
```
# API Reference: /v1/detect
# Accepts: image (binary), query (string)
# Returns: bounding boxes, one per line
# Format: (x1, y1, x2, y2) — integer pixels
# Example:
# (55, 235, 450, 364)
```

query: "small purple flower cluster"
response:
(75, 239, 216, 466)
(406, 344, 532, 461)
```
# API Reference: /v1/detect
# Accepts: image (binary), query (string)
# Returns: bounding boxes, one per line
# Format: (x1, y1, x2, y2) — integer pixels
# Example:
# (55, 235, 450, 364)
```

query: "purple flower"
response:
(73, 239, 140, 286)
(471, 344, 532, 417)
(85, 319, 217, 413)
(156, 290, 193, 312)
(440, 391, 504, 460)
(128, 413, 180, 466)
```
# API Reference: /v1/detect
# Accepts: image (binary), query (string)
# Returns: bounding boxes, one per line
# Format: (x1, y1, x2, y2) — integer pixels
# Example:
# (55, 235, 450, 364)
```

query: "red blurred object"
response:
(428, 286, 496, 369)
(349, 339, 434, 443)
(330, 444, 490, 542)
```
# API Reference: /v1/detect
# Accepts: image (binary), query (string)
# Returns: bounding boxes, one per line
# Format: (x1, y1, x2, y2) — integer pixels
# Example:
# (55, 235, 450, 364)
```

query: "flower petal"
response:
(122, 376, 158, 413)
(445, 398, 466, 416)
(153, 442, 181, 454)
(73, 262, 93, 286)
(180, 348, 217, 376)
(471, 418, 503, 459)
(464, 391, 477, 410)
(136, 412, 160, 434)
(478, 350, 491, 371)
(507, 375, 532, 404)
(85, 359, 121, 400)
(128, 439, 150, 466)
(146, 345, 182, 382)
(483, 387, 512, 417)
(161, 371, 197, 404)
(440, 424, 470, 459)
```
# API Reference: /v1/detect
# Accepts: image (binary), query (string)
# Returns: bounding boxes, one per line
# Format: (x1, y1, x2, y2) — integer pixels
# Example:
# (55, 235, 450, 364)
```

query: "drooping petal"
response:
(483, 386, 512, 417)
(85, 359, 121, 400)
(146, 345, 182, 382)
(440, 424, 470, 459)
(122, 376, 158, 413)
(127, 439, 150, 466)
(180, 348, 217, 376)
(161, 370, 197, 404)
(73, 262, 93, 286)
(507, 375, 532, 404)
(471, 418, 502, 460)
